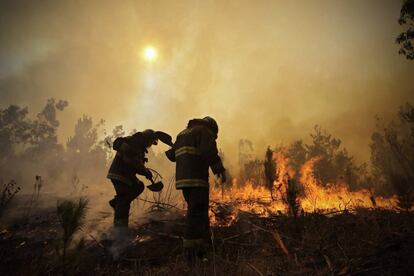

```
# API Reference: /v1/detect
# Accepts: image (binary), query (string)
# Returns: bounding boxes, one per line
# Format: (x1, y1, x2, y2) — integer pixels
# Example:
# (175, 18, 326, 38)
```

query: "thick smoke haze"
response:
(1, 0, 413, 170)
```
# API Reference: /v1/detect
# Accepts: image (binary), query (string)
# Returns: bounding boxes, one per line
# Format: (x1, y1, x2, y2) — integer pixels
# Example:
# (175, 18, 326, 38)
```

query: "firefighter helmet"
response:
(203, 116, 219, 136)
(136, 129, 173, 147)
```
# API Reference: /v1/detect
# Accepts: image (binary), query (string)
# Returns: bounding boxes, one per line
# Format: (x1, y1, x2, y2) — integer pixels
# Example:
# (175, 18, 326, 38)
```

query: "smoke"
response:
(1, 0, 413, 168)
(0, 1, 413, 250)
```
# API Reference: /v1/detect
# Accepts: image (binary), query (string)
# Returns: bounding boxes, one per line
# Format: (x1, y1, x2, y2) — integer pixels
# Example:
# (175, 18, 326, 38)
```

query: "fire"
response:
(299, 157, 396, 211)
(210, 150, 398, 225)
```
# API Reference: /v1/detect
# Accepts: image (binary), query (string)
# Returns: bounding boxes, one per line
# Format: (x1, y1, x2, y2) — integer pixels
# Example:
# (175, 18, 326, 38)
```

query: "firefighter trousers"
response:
(110, 179, 144, 227)
(182, 187, 210, 248)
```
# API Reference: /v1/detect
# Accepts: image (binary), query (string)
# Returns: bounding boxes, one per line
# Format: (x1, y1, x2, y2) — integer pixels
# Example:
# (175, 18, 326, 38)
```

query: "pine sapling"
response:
(264, 147, 277, 199)
(56, 197, 89, 263)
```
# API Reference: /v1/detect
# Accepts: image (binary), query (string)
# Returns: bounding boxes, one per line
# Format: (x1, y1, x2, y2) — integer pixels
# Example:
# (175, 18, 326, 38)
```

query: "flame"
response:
(210, 149, 398, 225)
(299, 157, 396, 211)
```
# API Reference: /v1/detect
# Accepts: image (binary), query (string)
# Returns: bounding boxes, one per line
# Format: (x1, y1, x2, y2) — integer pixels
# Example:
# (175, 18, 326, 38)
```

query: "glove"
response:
(144, 169, 153, 180)
(218, 171, 226, 183)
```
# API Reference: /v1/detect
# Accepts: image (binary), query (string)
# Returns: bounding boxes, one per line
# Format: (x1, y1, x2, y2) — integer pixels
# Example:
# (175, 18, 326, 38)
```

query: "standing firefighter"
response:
(107, 129, 172, 229)
(166, 116, 226, 260)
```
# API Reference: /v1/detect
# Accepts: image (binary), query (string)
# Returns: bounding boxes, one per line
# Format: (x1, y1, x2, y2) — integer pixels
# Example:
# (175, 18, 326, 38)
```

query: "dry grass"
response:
(0, 201, 413, 275)
(0, 180, 20, 218)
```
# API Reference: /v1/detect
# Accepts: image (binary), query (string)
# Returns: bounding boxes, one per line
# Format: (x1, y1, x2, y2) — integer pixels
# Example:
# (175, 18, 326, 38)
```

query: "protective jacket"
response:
(166, 119, 225, 189)
(107, 134, 149, 186)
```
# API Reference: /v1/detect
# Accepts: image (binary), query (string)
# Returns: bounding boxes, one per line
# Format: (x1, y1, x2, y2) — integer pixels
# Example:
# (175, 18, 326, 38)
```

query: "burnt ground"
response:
(0, 202, 413, 275)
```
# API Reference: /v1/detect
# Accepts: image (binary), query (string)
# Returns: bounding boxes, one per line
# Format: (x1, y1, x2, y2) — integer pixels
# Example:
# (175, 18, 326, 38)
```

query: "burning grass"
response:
(0, 201, 413, 275)
(0, 140, 411, 275)
(209, 152, 399, 227)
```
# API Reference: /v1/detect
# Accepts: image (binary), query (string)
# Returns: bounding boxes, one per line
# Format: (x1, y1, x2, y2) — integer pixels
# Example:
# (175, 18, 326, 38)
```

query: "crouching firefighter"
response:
(165, 116, 226, 261)
(107, 129, 172, 229)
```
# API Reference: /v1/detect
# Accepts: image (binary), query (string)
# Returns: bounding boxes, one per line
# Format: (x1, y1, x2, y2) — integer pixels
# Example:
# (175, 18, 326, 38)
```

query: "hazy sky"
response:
(1, 0, 413, 169)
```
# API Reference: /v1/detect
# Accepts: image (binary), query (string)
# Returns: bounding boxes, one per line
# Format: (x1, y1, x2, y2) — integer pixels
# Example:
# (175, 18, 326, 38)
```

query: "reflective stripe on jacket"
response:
(107, 134, 148, 185)
(168, 125, 224, 189)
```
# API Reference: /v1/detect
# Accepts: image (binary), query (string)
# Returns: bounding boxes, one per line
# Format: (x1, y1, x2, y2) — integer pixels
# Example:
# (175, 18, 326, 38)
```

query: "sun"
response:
(143, 46, 158, 61)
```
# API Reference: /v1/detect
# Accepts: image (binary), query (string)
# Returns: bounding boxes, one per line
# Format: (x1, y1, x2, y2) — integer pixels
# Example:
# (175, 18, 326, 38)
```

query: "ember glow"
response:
(210, 149, 398, 225)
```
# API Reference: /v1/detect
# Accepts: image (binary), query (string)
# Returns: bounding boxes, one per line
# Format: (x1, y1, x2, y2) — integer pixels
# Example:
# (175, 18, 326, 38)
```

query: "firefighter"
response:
(165, 116, 226, 261)
(107, 129, 172, 229)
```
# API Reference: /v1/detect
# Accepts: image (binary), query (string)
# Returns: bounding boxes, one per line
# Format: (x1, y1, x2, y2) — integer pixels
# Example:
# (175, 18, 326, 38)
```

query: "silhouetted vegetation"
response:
(264, 146, 277, 199)
(0, 99, 120, 195)
(0, 99, 413, 275)
(285, 176, 301, 217)
(0, 180, 20, 217)
(238, 126, 370, 195)
(56, 197, 88, 264)
(370, 103, 414, 207)
(2, 99, 412, 210)
(397, 0, 414, 59)
(303, 126, 369, 190)
(286, 140, 307, 173)
(243, 159, 264, 187)
(1, 206, 413, 275)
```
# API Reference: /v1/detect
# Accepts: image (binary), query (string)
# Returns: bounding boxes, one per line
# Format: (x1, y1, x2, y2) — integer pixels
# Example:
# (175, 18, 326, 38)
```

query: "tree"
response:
(286, 140, 307, 172)
(264, 147, 277, 198)
(101, 124, 126, 160)
(299, 125, 368, 190)
(370, 103, 414, 207)
(0, 105, 31, 158)
(66, 115, 107, 187)
(0, 99, 68, 185)
(67, 115, 101, 155)
(397, 0, 414, 59)
(29, 98, 68, 147)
